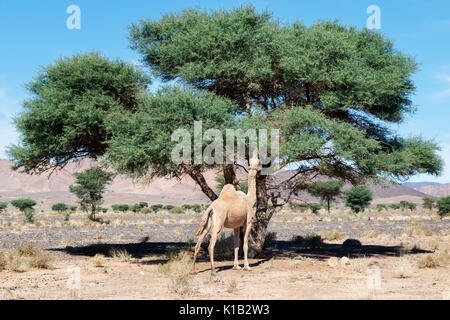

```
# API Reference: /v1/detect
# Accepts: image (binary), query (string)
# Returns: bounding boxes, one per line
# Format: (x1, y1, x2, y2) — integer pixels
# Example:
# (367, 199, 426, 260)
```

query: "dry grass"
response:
(393, 258, 413, 278)
(417, 251, 449, 269)
(17, 243, 38, 257)
(109, 248, 132, 262)
(319, 230, 341, 241)
(28, 248, 52, 269)
(0, 251, 6, 271)
(93, 253, 106, 267)
(226, 279, 238, 293)
(158, 250, 194, 296)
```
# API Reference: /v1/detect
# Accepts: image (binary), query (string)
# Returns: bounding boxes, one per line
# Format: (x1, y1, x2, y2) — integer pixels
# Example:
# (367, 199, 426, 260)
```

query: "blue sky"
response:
(0, 0, 449, 182)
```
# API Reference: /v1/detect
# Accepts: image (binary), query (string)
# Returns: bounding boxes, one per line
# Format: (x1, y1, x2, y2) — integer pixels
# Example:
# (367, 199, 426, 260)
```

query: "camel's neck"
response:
(246, 168, 257, 206)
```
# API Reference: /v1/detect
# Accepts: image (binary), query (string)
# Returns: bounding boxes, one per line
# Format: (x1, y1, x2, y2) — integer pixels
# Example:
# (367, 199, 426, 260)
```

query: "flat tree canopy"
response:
(9, 6, 443, 250)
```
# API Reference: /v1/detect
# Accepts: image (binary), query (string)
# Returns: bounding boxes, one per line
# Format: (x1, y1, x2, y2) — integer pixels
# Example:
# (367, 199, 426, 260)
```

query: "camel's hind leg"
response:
(190, 222, 211, 275)
(232, 228, 241, 270)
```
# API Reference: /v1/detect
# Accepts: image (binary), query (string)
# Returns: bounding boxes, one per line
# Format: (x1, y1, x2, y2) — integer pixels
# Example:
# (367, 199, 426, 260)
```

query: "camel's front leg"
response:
(243, 209, 254, 271)
(232, 228, 241, 270)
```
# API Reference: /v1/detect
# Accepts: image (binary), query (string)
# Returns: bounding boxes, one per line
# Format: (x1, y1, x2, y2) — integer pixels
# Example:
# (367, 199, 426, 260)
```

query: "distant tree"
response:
(139, 202, 148, 208)
(191, 204, 202, 213)
(422, 197, 436, 211)
(52, 203, 69, 212)
(182, 204, 193, 211)
(69, 168, 114, 221)
(11, 199, 37, 212)
(309, 203, 322, 215)
(151, 204, 163, 212)
(163, 205, 174, 211)
(436, 196, 450, 218)
(399, 200, 410, 210)
(70, 206, 77, 212)
(0, 202, 7, 213)
(215, 175, 248, 194)
(389, 203, 401, 210)
(112, 204, 129, 212)
(303, 180, 344, 213)
(130, 204, 142, 213)
(344, 187, 373, 213)
(376, 204, 387, 212)
(407, 202, 416, 211)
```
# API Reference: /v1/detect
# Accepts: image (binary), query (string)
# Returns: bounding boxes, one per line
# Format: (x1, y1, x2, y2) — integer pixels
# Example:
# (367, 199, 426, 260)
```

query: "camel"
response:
(190, 150, 260, 274)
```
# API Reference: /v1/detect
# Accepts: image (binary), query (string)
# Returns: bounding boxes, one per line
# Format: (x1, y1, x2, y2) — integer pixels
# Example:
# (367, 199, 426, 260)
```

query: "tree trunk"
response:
(249, 171, 272, 253)
(223, 164, 240, 190)
(188, 167, 218, 201)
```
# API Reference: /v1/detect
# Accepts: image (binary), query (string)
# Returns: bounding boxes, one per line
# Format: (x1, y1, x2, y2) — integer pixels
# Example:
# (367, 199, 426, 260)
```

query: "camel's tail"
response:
(195, 205, 213, 236)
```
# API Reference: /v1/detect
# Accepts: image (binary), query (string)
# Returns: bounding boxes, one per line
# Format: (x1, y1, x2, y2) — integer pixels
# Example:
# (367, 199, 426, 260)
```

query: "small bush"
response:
(0, 202, 7, 213)
(0, 251, 6, 271)
(163, 205, 175, 211)
(158, 250, 193, 296)
(417, 252, 448, 268)
(376, 204, 387, 212)
(140, 207, 152, 214)
(28, 248, 52, 269)
(93, 254, 106, 267)
(319, 230, 340, 241)
(112, 204, 129, 212)
(5, 250, 22, 272)
(23, 208, 35, 224)
(110, 248, 132, 262)
(436, 196, 450, 218)
(18, 243, 38, 257)
(52, 203, 69, 212)
(169, 206, 184, 214)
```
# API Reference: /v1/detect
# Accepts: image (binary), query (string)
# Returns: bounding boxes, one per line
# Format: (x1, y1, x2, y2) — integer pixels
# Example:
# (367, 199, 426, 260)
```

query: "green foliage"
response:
(407, 202, 417, 211)
(191, 204, 202, 213)
(389, 203, 401, 210)
(376, 204, 387, 212)
(215, 175, 248, 194)
(289, 202, 310, 212)
(8, 52, 151, 174)
(422, 197, 436, 211)
(181, 204, 192, 210)
(169, 206, 184, 214)
(69, 168, 114, 221)
(344, 187, 373, 213)
(151, 204, 163, 212)
(163, 205, 175, 211)
(436, 196, 450, 218)
(139, 202, 148, 208)
(23, 208, 35, 224)
(302, 180, 343, 213)
(0, 202, 7, 213)
(70, 206, 77, 212)
(112, 204, 129, 212)
(52, 203, 69, 212)
(399, 200, 410, 210)
(309, 203, 322, 215)
(11, 199, 36, 212)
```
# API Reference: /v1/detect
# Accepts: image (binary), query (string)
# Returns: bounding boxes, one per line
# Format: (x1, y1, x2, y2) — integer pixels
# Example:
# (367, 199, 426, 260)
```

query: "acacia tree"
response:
(123, 7, 442, 251)
(9, 7, 443, 252)
(69, 168, 114, 221)
(302, 180, 344, 213)
(344, 187, 373, 213)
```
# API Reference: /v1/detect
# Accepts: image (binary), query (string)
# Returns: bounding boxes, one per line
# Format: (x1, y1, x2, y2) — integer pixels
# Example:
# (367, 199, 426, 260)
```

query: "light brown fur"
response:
(191, 150, 260, 274)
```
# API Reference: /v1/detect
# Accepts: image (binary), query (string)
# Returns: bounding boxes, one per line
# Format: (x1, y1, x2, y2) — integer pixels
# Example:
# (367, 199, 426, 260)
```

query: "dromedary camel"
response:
(190, 150, 260, 274)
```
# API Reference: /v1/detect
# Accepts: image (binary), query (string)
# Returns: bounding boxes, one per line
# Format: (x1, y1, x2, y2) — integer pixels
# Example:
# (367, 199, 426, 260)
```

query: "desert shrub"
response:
(158, 250, 193, 296)
(140, 207, 152, 214)
(139, 202, 148, 208)
(112, 204, 129, 212)
(309, 203, 322, 214)
(436, 196, 450, 218)
(18, 243, 38, 257)
(28, 248, 52, 269)
(130, 204, 141, 213)
(163, 205, 175, 211)
(344, 187, 373, 213)
(289, 202, 309, 212)
(290, 234, 323, 249)
(0, 202, 7, 213)
(0, 251, 6, 271)
(407, 202, 416, 211)
(64, 211, 71, 221)
(11, 198, 37, 212)
(52, 203, 69, 212)
(422, 197, 436, 211)
(23, 208, 35, 224)
(110, 248, 132, 262)
(417, 251, 449, 268)
(191, 204, 202, 213)
(70, 206, 77, 212)
(151, 204, 163, 212)
(169, 206, 184, 214)
(319, 230, 340, 241)
(389, 203, 401, 210)
(93, 253, 106, 267)
(399, 200, 410, 210)
(181, 204, 193, 211)
(376, 204, 387, 212)
(4, 250, 22, 272)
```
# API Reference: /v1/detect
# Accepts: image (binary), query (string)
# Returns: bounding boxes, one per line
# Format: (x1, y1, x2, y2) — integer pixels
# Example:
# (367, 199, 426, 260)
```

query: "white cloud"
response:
(430, 72, 450, 100)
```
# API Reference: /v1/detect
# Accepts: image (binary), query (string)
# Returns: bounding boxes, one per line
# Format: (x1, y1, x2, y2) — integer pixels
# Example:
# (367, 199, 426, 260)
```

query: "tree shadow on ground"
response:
(50, 236, 432, 267)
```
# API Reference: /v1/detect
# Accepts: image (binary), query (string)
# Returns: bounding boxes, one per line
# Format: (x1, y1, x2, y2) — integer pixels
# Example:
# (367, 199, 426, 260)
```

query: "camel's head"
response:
(249, 149, 260, 172)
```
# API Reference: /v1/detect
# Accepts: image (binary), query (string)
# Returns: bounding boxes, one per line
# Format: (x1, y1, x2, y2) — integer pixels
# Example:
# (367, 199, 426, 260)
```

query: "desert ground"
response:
(0, 208, 449, 300)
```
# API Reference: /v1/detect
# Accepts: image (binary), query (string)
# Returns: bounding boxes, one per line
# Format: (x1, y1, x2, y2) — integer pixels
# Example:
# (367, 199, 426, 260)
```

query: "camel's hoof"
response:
(243, 266, 251, 271)
(233, 265, 242, 270)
